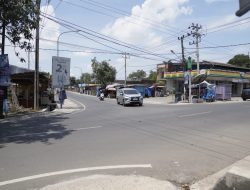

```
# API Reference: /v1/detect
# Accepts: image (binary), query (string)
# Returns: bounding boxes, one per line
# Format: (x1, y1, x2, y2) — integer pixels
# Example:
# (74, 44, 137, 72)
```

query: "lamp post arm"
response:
(57, 30, 80, 57)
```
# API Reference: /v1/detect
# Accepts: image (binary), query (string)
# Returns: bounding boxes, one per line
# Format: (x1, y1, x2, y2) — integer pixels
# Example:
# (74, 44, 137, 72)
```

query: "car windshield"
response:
(124, 90, 138, 94)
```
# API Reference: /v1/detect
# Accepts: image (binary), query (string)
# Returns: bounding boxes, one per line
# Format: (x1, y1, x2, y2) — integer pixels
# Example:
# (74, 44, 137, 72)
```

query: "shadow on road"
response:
(0, 113, 72, 147)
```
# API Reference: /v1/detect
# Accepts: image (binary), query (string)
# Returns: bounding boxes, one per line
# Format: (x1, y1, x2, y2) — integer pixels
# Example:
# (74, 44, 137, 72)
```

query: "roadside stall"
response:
(105, 83, 123, 98)
(11, 72, 50, 108)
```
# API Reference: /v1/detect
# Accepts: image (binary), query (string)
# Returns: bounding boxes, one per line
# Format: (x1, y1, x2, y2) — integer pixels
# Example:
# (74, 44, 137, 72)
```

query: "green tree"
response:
(91, 57, 116, 86)
(70, 76, 77, 86)
(228, 54, 250, 68)
(127, 69, 146, 80)
(0, 0, 39, 61)
(81, 73, 92, 84)
(147, 70, 157, 81)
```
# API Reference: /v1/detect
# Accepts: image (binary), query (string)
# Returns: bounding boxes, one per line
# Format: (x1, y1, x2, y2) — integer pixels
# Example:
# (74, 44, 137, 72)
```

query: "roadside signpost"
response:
(52, 56, 70, 88)
(52, 56, 70, 109)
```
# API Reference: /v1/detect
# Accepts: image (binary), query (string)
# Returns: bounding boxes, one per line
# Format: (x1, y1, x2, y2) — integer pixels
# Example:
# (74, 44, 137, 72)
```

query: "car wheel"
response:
(243, 98, 246, 101)
(139, 103, 143, 106)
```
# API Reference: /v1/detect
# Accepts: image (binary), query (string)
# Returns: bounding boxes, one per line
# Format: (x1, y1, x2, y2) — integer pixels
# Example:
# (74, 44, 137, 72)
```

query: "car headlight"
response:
(124, 96, 130, 100)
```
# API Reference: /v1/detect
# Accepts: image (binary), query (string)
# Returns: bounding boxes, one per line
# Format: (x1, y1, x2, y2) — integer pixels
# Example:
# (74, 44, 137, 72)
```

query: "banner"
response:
(0, 54, 11, 86)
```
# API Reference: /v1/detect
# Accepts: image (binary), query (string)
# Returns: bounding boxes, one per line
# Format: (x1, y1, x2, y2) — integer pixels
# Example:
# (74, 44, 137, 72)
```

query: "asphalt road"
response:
(1, 92, 250, 189)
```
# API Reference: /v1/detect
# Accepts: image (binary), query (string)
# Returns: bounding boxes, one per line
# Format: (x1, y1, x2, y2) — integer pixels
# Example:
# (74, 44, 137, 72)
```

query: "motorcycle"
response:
(99, 93, 104, 101)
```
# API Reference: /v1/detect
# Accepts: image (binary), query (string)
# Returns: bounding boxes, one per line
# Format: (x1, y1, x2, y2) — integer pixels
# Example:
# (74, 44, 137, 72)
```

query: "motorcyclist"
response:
(99, 90, 104, 100)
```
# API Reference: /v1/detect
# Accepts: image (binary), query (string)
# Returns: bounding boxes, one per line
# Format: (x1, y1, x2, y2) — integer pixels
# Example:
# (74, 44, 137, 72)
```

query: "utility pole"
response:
(177, 34, 189, 101)
(124, 52, 129, 86)
(28, 49, 31, 70)
(188, 23, 204, 100)
(34, 0, 41, 110)
(188, 23, 203, 75)
(0, 0, 6, 118)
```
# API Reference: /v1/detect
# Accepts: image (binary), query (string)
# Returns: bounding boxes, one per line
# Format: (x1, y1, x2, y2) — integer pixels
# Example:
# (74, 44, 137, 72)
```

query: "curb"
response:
(191, 155, 250, 190)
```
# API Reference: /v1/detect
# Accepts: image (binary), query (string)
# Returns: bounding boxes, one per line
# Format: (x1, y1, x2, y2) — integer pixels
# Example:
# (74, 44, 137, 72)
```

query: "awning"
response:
(192, 74, 207, 84)
(106, 83, 123, 89)
(106, 87, 116, 91)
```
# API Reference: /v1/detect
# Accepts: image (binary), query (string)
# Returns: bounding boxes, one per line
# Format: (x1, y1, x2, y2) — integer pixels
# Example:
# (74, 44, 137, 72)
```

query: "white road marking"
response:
(69, 98, 86, 111)
(74, 126, 103, 131)
(64, 98, 86, 115)
(0, 164, 152, 186)
(178, 111, 212, 118)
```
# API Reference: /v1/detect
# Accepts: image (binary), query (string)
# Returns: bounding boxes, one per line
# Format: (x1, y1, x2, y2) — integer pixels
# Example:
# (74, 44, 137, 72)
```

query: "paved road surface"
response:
(1, 92, 250, 189)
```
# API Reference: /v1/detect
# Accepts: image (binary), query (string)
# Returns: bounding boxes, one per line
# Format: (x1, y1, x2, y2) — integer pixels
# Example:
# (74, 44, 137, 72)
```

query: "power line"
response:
(69, 0, 181, 36)
(129, 53, 165, 62)
(207, 16, 250, 33)
(186, 42, 250, 49)
(127, 63, 157, 68)
(59, 0, 184, 45)
(40, 0, 50, 34)
(39, 37, 121, 52)
(39, 47, 122, 54)
(200, 40, 239, 56)
(41, 12, 171, 60)
(207, 16, 250, 30)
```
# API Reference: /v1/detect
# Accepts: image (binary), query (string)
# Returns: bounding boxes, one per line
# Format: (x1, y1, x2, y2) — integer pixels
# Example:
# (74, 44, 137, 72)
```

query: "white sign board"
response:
(52, 56, 70, 88)
(200, 69, 206, 75)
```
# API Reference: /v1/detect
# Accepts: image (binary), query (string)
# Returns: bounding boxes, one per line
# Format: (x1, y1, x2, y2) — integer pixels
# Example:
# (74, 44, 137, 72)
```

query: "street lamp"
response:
(74, 66, 83, 83)
(74, 66, 83, 92)
(57, 30, 80, 57)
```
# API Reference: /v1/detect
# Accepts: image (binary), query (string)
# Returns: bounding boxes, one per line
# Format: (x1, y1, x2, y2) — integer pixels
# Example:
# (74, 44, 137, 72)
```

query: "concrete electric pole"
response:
(123, 52, 129, 86)
(34, 0, 41, 110)
(188, 23, 204, 100)
(188, 23, 203, 75)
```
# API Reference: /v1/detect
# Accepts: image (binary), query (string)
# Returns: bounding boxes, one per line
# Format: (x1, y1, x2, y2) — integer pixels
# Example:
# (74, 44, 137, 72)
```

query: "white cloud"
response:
(40, 5, 60, 47)
(101, 0, 192, 47)
(73, 51, 91, 57)
(207, 14, 235, 29)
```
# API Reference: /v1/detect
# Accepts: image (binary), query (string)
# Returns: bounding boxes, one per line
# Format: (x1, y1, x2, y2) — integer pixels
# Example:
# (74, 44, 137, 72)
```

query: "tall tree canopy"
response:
(0, 0, 39, 60)
(91, 57, 116, 86)
(70, 76, 77, 86)
(81, 73, 92, 84)
(147, 70, 157, 81)
(228, 54, 250, 68)
(127, 69, 146, 80)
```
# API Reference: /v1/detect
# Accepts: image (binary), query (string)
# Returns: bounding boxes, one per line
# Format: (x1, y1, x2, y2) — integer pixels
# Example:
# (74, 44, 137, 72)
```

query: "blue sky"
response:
(5, 0, 250, 80)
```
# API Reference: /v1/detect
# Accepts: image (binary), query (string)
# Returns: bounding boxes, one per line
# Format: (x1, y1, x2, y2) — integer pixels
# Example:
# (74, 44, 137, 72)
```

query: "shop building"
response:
(157, 60, 250, 97)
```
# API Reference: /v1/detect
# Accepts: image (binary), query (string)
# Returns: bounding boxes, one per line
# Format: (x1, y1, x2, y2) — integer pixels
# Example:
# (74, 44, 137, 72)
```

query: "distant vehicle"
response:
(117, 88, 143, 106)
(241, 88, 250, 101)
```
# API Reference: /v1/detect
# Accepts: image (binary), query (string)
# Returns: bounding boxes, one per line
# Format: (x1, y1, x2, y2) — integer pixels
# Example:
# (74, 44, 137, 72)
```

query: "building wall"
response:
(159, 72, 250, 96)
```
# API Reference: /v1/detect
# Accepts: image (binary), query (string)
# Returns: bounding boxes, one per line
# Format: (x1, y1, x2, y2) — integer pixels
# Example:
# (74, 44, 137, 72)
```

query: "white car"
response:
(116, 88, 143, 106)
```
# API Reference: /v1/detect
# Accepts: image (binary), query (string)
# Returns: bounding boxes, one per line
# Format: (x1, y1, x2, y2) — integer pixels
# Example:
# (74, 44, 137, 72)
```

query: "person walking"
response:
(59, 89, 67, 109)
(3, 99, 9, 117)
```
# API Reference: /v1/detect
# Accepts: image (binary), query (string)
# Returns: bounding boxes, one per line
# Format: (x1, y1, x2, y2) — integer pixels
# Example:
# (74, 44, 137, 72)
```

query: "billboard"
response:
(0, 54, 11, 86)
(52, 56, 70, 88)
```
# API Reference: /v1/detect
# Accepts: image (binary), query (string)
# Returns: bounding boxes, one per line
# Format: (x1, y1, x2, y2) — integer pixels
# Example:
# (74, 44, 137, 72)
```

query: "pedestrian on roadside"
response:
(59, 89, 67, 109)
(3, 99, 9, 117)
